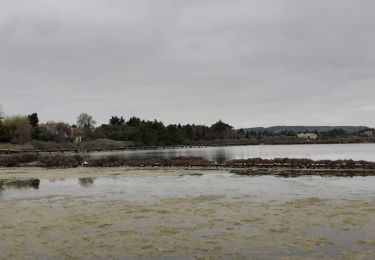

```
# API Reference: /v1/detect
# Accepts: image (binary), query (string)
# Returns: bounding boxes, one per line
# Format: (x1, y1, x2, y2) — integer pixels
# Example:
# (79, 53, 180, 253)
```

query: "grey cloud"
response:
(1, 0, 375, 127)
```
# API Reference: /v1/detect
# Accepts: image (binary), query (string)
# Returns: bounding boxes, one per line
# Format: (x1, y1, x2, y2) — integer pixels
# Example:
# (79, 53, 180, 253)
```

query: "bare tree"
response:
(76, 113, 96, 129)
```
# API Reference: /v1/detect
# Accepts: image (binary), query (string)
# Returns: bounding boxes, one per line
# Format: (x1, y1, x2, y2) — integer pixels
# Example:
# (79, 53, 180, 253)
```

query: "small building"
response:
(71, 128, 86, 144)
(297, 133, 318, 140)
(39, 122, 71, 140)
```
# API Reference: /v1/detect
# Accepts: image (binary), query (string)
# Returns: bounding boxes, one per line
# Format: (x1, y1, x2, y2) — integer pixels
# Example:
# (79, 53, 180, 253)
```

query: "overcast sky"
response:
(1, 0, 375, 128)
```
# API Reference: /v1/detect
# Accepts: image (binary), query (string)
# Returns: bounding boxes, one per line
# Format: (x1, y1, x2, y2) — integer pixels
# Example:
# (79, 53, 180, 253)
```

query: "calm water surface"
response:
(88, 143, 375, 163)
(2, 172, 375, 202)
(1, 168, 375, 258)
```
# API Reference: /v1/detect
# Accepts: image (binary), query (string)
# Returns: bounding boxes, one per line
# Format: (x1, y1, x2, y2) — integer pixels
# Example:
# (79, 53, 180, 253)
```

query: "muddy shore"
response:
(1, 154, 375, 176)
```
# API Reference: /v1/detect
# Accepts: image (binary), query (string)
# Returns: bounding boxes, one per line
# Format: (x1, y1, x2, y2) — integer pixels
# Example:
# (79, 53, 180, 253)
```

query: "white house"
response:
(297, 133, 318, 140)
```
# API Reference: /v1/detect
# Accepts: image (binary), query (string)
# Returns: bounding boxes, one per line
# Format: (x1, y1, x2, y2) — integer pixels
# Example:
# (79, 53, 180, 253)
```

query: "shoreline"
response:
(2, 154, 375, 176)
(2, 166, 375, 178)
(1, 140, 375, 155)
(2, 166, 375, 177)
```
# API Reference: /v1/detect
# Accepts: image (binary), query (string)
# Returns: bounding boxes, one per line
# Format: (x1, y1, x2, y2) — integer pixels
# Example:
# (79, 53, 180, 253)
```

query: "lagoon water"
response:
(1, 167, 375, 258)
(2, 144, 375, 258)
(88, 143, 375, 163)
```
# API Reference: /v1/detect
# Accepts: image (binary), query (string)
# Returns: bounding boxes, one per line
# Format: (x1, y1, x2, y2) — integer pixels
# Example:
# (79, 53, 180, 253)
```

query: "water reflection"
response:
(110, 174, 120, 180)
(0, 179, 40, 190)
(49, 178, 66, 183)
(78, 177, 96, 188)
(214, 150, 228, 164)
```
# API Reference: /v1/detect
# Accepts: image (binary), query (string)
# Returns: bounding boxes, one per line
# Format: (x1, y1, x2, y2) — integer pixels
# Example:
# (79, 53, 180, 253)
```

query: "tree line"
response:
(0, 109, 236, 146)
(0, 106, 373, 147)
(94, 116, 235, 146)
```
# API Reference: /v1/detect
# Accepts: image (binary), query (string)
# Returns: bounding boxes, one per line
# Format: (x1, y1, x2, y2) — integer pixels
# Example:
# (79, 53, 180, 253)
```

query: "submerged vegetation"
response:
(2, 168, 375, 259)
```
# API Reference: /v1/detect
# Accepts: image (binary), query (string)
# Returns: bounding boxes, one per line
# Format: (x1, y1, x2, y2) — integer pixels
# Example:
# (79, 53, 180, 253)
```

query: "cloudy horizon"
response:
(1, 0, 375, 128)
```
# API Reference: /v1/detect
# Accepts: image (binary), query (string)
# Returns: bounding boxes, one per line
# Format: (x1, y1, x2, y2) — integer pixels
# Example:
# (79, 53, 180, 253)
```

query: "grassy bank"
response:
(0, 154, 214, 168)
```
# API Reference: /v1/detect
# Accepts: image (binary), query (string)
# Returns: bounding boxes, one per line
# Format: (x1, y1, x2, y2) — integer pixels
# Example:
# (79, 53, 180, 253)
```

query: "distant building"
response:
(39, 122, 71, 139)
(297, 133, 318, 140)
(71, 128, 86, 143)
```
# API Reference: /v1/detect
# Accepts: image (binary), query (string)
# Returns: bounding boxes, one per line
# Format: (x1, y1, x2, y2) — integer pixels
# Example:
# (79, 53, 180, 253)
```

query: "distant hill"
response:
(242, 126, 369, 134)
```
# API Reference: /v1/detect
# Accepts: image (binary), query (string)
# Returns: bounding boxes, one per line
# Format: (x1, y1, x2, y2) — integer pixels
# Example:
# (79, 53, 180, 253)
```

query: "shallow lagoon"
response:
(88, 143, 375, 163)
(1, 167, 375, 259)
